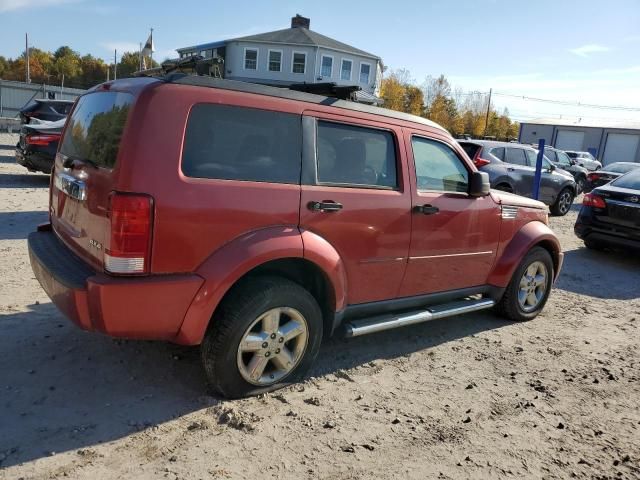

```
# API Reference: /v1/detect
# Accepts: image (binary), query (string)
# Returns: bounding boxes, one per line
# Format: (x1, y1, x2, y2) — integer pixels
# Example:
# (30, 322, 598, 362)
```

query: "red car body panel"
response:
(29, 77, 563, 345)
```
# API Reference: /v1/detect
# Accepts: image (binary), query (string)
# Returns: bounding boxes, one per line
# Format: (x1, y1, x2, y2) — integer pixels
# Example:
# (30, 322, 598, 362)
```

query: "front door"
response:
(299, 112, 412, 305)
(399, 132, 500, 298)
(505, 147, 534, 197)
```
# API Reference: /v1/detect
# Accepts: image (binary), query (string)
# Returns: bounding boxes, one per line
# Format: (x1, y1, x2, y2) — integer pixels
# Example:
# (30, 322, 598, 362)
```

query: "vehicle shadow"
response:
(0, 211, 48, 240)
(0, 153, 16, 164)
(554, 247, 640, 300)
(0, 302, 509, 467)
(0, 172, 50, 188)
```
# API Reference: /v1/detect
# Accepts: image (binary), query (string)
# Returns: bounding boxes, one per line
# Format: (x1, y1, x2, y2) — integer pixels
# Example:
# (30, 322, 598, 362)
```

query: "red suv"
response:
(28, 76, 563, 398)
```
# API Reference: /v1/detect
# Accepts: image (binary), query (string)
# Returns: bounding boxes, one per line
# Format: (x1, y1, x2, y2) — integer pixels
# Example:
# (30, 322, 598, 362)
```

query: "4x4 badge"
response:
(89, 239, 103, 250)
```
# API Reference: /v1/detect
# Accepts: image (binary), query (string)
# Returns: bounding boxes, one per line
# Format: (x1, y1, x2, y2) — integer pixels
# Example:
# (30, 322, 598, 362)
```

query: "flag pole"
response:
(139, 42, 142, 71)
(25, 33, 30, 84)
(114, 49, 117, 80)
(150, 27, 153, 64)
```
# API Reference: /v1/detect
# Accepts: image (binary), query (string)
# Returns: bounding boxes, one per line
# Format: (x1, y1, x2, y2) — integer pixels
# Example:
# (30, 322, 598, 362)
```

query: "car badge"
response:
(627, 196, 639, 203)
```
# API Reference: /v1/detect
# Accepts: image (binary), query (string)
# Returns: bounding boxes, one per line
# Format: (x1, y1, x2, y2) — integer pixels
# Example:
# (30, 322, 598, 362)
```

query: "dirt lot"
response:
(1, 132, 638, 480)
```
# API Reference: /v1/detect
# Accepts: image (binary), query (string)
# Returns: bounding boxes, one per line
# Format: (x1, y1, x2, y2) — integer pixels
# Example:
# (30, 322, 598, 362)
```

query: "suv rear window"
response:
(59, 92, 133, 169)
(182, 104, 301, 184)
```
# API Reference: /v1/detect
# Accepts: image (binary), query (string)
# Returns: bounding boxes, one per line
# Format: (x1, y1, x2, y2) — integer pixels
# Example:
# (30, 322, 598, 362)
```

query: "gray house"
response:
(519, 118, 640, 165)
(176, 15, 383, 104)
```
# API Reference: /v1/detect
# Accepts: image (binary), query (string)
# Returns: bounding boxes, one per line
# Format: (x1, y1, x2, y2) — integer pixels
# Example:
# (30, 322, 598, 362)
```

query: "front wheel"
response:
(201, 276, 323, 398)
(495, 247, 554, 322)
(550, 188, 574, 216)
(575, 176, 586, 194)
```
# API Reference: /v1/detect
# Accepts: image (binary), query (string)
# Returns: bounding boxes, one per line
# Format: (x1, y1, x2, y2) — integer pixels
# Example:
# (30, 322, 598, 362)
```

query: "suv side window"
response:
(545, 149, 557, 162)
(316, 121, 397, 188)
(412, 137, 469, 193)
(490, 147, 505, 160)
(524, 149, 538, 166)
(182, 104, 301, 184)
(556, 151, 572, 167)
(505, 148, 528, 166)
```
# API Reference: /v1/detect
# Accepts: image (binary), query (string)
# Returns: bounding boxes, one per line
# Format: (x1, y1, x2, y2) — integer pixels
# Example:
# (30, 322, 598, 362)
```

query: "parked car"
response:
(575, 168, 640, 251)
(585, 162, 640, 192)
(19, 99, 74, 124)
(15, 118, 66, 174)
(28, 76, 563, 398)
(564, 151, 602, 171)
(459, 140, 577, 216)
(543, 146, 589, 193)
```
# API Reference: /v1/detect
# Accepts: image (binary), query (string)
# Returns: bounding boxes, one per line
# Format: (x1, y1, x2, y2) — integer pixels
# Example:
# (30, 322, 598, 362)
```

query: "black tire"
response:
(495, 183, 513, 193)
(550, 187, 574, 216)
(575, 176, 586, 194)
(495, 246, 554, 322)
(584, 238, 605, 251)
(201, 276, 323, 399)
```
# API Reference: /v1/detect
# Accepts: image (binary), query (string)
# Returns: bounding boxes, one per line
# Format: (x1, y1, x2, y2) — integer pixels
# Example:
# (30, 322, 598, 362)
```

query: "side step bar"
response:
(344, 298, 495, 338)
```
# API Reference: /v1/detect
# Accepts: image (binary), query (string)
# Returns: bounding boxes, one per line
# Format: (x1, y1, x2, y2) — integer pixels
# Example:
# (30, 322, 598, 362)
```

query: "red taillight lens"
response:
(474, 157, 491, 167)
(583, 193, 606, 209)
(105, 193, 153, 274)
(587, 172, 600, 182)
(26, 133, 61, 146)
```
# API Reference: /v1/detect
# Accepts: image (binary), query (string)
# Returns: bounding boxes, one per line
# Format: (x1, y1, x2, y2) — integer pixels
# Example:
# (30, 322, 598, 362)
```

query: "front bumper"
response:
(28, 227, 204, 340)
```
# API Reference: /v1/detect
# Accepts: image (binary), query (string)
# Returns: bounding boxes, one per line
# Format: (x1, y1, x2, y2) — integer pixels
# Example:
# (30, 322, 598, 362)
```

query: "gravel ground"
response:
(1, 132, 638, 480)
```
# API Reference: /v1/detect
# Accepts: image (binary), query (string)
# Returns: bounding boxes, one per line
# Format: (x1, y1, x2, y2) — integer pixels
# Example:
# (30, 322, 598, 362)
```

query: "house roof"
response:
(232, 27, 380, 60)
(522, 117, 640, 131)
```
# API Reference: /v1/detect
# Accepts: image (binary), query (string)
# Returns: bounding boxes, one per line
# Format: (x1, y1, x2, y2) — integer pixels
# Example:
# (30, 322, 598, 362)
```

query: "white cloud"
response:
(568, 44, 610, 57)
(0, 0, 79, 12)
(100, 42, 140, 54)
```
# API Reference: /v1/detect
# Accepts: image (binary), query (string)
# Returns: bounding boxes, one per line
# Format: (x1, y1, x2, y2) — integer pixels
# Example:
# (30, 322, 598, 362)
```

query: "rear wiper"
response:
(62, 156, 98, 169)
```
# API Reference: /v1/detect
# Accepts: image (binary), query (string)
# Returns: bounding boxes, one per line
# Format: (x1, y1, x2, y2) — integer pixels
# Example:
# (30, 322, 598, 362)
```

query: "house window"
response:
(244, 48, 258, 70)
(359, 63, 371, 84)
(321, 55, 333, 77)
(292, 52, 306, 74)
(268, 50, 282, 72)
(341, 59, 352, 81)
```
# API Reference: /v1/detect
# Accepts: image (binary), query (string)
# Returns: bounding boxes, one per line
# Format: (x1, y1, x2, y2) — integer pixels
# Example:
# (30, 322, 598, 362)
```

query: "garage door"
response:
(602, 133, 640, 165)
(555, 130, 585, 151)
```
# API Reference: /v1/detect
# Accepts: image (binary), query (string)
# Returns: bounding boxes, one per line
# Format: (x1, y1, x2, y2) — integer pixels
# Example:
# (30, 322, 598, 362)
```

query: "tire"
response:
(550, 187, 574, 216)
(584, 238, 605, 251)
(495, 183, 513, 193)
(575, 176, 586, 194)
(495, 246, 554, 322)
(201, 276, 323, 399)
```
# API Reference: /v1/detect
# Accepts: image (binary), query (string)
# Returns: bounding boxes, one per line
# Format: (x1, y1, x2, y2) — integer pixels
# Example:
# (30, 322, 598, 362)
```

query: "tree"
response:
(404, 85, 424, 116)
(53, 46, 81, 83)
(380, 72, 406, 112)
(0, 56, 8, 78)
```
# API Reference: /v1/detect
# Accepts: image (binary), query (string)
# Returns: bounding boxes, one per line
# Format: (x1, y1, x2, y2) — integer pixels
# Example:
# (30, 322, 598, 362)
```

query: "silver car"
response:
(564, 151, 602, 171)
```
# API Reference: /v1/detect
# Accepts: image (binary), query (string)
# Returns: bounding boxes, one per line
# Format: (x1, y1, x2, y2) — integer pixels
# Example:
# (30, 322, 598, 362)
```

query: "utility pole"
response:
(25, 33, 31, 84)
(483, 88, 492, 137)
(114, 49, 117, 80)
(139, 42, 142, 71)
(150, 28, 153, 64)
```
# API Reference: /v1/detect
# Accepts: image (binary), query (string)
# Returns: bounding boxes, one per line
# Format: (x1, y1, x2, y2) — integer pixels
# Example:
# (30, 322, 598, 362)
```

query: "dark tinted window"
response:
(59, 92, 132, 169)
(556, 151, 572, 166)
(544, 149, 557, 162)
(316, 121, 397, 188)
(182, 104, 301, 184)
(505, 148, 528, 166)
(490, 147, 505, 160)
(566, 152, 578, 158)
(412, 137, 468, 193)
(606, 162, 640, 174)
(611, 170, 640, 189)
(459, 142, 480, 159)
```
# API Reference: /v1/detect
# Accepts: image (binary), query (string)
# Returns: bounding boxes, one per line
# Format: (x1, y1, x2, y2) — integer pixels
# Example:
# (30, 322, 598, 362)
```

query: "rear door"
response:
(299, 112, 411, 305)
(399, 131, 500, 297)
(504, 147, 534, 197)
(51, 91, 134, 270)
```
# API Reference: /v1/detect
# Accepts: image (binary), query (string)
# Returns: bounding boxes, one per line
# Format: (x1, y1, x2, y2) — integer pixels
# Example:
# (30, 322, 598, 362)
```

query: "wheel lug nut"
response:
(275, 348, 280, 354)
(262, 342, 268, 348)
(270, 333, 276, 339)
(278, 337, 284, 343)
(265, 352, 270, 357)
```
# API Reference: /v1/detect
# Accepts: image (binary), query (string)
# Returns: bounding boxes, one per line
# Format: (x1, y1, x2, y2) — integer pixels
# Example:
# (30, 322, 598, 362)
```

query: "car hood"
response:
(489, 190, 547, 210)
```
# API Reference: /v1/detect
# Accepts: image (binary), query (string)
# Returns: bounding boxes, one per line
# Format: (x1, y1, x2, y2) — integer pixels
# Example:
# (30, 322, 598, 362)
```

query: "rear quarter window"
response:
(182, 104, 301, 184)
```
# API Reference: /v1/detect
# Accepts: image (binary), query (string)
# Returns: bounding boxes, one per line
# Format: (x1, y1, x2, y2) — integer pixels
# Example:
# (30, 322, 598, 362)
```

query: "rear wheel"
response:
(575, 176, 586, 194)
(495, 183, 513, 193)
(584, 238, 605, 251)
(201, 276, 323, 398)
(495, 247, 553, 322)
(550, 188, 574, 216)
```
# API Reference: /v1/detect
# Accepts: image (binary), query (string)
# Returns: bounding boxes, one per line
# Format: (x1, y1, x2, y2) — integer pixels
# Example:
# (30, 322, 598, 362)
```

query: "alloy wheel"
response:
(518, 261, 548, 313)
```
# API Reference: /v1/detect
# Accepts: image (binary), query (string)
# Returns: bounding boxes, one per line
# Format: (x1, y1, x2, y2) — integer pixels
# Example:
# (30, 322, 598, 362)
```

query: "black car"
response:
(15, 118, 65, 174)
(19, 99, 74, 124)
(544, 146, 589, 193)
(575, 168, 640, 251)
(585, 162, 640, 192)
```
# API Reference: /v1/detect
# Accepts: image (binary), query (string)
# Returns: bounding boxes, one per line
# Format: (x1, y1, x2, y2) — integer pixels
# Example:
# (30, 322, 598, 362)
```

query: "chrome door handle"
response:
(413, 204, 439, 215)
(308, 201, 343, 212)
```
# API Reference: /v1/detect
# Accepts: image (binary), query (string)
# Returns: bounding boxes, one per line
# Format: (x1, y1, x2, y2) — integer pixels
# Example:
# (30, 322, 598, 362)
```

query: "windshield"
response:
(606, 163, 640, 174)
(59, 91, 133, 169)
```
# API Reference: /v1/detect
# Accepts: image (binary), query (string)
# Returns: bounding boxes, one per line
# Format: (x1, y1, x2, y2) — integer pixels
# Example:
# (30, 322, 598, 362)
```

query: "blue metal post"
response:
(533, 139, 545, 200)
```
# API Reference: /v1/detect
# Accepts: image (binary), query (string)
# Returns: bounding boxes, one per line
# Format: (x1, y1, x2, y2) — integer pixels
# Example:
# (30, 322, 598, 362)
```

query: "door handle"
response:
(308, 200, 343, 212)
(507, 167, 515, 172)
(413, 204, 439, 215)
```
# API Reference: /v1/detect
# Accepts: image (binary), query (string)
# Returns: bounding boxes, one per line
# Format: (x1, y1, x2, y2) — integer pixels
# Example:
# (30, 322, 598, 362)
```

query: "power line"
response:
(492, 92, 640, 111)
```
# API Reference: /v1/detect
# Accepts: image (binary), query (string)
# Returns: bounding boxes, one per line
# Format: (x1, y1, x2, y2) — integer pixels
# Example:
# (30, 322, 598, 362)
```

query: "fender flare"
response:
(492, 176, 516, 192)
(487, 221, 562, 288)
(174, 226, 347, 345)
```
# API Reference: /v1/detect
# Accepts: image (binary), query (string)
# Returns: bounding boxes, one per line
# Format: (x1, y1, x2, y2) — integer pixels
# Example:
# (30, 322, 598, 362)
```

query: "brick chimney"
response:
(291, 14, 310, 29)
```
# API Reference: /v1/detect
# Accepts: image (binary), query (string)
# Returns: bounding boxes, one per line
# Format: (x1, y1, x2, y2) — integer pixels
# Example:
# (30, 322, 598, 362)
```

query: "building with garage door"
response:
(518, 118, 640, 166)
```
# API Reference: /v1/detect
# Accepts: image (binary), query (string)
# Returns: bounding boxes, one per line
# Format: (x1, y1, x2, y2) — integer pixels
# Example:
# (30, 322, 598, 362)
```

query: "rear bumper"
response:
(28, 228, 204, 341)
(575, 215, 640, 250)
(15, 148, 54, 174)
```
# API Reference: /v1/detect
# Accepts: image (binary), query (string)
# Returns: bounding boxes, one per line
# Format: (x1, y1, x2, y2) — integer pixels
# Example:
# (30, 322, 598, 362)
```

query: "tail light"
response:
(474, 157, 491, 167)
(26, 133, 61, 146)
(105, 193, 153, 274)
(583, 193, 606, 209)
(587, 172, 600, 182)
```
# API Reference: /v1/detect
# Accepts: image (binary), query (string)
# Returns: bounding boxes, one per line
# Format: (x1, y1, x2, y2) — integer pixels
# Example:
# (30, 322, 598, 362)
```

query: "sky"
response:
(1, 0, 639, 124)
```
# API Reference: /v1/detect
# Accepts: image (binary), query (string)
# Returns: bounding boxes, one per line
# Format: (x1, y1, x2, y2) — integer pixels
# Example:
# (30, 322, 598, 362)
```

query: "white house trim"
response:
(320, 54, 334, 78)
(340, 59, 353, 81)
(235, 40, 381, 62)
(267, 49, 283, 72)
(243, 47, 258, 71)
(291, 50, 307, 74)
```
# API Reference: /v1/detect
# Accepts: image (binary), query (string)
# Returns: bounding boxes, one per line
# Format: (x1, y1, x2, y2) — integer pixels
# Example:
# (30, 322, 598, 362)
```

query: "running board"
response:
(344, 298, 495, 337)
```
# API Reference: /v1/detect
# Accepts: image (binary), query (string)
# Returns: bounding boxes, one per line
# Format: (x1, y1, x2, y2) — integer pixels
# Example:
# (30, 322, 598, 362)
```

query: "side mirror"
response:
(548, 163, 556, 172)
(469, 171, 490, 197)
